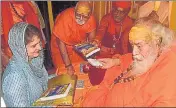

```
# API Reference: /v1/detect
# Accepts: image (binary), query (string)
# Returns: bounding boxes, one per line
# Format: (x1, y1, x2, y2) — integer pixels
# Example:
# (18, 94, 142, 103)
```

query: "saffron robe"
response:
(51, 8, 96, 71)
(82, 49, 176, 107)
(96, 13, 133, 57)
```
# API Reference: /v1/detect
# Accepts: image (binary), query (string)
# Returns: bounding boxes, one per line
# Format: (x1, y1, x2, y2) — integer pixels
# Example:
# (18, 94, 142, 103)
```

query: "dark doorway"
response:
(51, 1, 78, 20)
(35, 1, 77, 73)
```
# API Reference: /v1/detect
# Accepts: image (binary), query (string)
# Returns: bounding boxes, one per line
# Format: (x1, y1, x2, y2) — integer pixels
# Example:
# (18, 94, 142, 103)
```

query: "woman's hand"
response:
(97, 58, 120, 69)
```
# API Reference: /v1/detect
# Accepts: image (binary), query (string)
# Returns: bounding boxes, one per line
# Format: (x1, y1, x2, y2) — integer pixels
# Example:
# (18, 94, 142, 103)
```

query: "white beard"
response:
(76, 19, 85, 25)
(130, 51, 158, 76)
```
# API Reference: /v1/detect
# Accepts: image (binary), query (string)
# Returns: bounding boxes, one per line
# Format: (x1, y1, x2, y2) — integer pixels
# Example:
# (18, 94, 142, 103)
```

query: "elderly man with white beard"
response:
(80, 17, 176, 107)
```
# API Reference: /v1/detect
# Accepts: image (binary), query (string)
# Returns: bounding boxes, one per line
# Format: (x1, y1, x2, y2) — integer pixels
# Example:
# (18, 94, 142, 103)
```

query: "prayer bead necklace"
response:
(113, 22, 123, 49)
(113, 65, 137, 84)
(113, 72, 137, 84)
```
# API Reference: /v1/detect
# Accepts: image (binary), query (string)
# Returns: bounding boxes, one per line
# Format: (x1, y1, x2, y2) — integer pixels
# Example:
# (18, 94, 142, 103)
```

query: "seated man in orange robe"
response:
(81, 17, 176, 107)
(51, 1, 96, 75)
(1, 1, 45, 71)
(95, 1, 133, 58)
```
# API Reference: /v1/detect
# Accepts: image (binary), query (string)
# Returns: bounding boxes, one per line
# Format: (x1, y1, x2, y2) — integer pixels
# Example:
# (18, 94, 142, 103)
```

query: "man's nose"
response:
(115, 10, 121, 16)
(80, 15, 83, 20)
(132, 46, 139, 56)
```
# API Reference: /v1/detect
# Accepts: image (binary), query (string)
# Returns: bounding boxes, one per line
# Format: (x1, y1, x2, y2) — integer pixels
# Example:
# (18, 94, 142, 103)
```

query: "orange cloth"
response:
(171, 41, 176, 53)
(112, 1, 131, 9)
(1, 1, 42, 58)
(82, 50, 176, 107)
(96, 13, 133, 57)
(51, 8, 96, 70)
(1, 35, 10, 72)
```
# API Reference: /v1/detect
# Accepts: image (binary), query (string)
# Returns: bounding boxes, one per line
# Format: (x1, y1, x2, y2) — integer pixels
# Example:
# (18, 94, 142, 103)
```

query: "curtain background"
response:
(91, 1, 112, 26)
(169, 1, 176, 33)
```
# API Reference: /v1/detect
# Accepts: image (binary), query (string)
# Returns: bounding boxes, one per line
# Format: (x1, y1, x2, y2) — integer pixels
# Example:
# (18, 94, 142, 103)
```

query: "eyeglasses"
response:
(75, 12, 90, 20)
(112, 7, 129, 15)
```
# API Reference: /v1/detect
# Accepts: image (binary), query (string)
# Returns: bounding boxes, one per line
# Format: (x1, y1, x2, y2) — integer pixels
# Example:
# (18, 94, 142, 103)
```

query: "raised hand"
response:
(97, 58, 120, 69)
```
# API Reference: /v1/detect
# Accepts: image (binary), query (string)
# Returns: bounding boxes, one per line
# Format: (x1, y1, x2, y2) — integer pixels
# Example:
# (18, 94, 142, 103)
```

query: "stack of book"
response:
(74, 43, 100, 59)
(74, 43, 103, 67)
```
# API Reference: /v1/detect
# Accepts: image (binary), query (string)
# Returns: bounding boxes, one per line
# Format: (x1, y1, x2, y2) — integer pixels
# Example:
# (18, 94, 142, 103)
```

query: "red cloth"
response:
(1, 1, 45, 62)
(2, 1, 40, 49)
(112, 1, 131, 9)
(87, 66, 106, 86)
(96, 13, 133, 56)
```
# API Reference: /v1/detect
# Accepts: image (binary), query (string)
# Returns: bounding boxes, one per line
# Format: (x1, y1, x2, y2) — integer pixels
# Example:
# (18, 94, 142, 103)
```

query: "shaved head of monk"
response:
(75, 1, 92, 25)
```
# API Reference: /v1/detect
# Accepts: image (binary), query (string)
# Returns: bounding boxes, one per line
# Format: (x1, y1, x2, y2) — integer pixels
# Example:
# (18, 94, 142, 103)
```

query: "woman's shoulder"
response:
(2, 60, 25, 83)
(2, 64, 27, 95)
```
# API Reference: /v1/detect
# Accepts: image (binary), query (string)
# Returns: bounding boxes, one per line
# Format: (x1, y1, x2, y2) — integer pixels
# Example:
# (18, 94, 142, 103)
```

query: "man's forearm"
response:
(56, 38, 71, 67)
(88, 29, 96, 42)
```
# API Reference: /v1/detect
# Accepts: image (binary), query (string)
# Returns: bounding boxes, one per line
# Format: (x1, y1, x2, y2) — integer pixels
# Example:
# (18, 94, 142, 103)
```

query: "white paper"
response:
(87, 59, 103, 67)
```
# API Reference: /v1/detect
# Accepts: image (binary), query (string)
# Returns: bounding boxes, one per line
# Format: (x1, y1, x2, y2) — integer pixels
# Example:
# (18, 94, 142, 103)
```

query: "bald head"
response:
(75, 1, 92, 25)
(75, 1, 92, 14)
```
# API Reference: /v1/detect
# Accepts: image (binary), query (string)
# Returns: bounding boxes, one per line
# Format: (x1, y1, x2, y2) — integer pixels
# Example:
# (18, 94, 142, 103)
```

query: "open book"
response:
(74, 43, 100, 59)
(39, 83, 72, 101)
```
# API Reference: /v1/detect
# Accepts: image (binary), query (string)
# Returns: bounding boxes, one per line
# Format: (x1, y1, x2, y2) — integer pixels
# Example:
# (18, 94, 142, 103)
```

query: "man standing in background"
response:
(50, 1, 96, 75)
(95, 1, 133, 58)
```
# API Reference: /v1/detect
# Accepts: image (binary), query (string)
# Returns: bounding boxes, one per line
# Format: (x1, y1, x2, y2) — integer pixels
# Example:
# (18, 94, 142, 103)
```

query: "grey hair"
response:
(151, 24, 175, 51)
(135, 17, 175, 51)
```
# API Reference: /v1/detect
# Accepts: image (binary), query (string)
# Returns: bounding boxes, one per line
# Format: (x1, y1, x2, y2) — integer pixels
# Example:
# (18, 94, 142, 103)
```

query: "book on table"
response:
(39, 83, 71, 101)
(33, 74, 77, 107)
(74, 43, 100, 59)
(76, 80, 84, 89)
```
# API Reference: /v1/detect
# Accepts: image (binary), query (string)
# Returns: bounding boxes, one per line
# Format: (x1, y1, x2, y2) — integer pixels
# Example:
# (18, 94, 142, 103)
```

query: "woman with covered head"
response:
(81, 17, 176, 107)
(2, 22, 48, 107)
